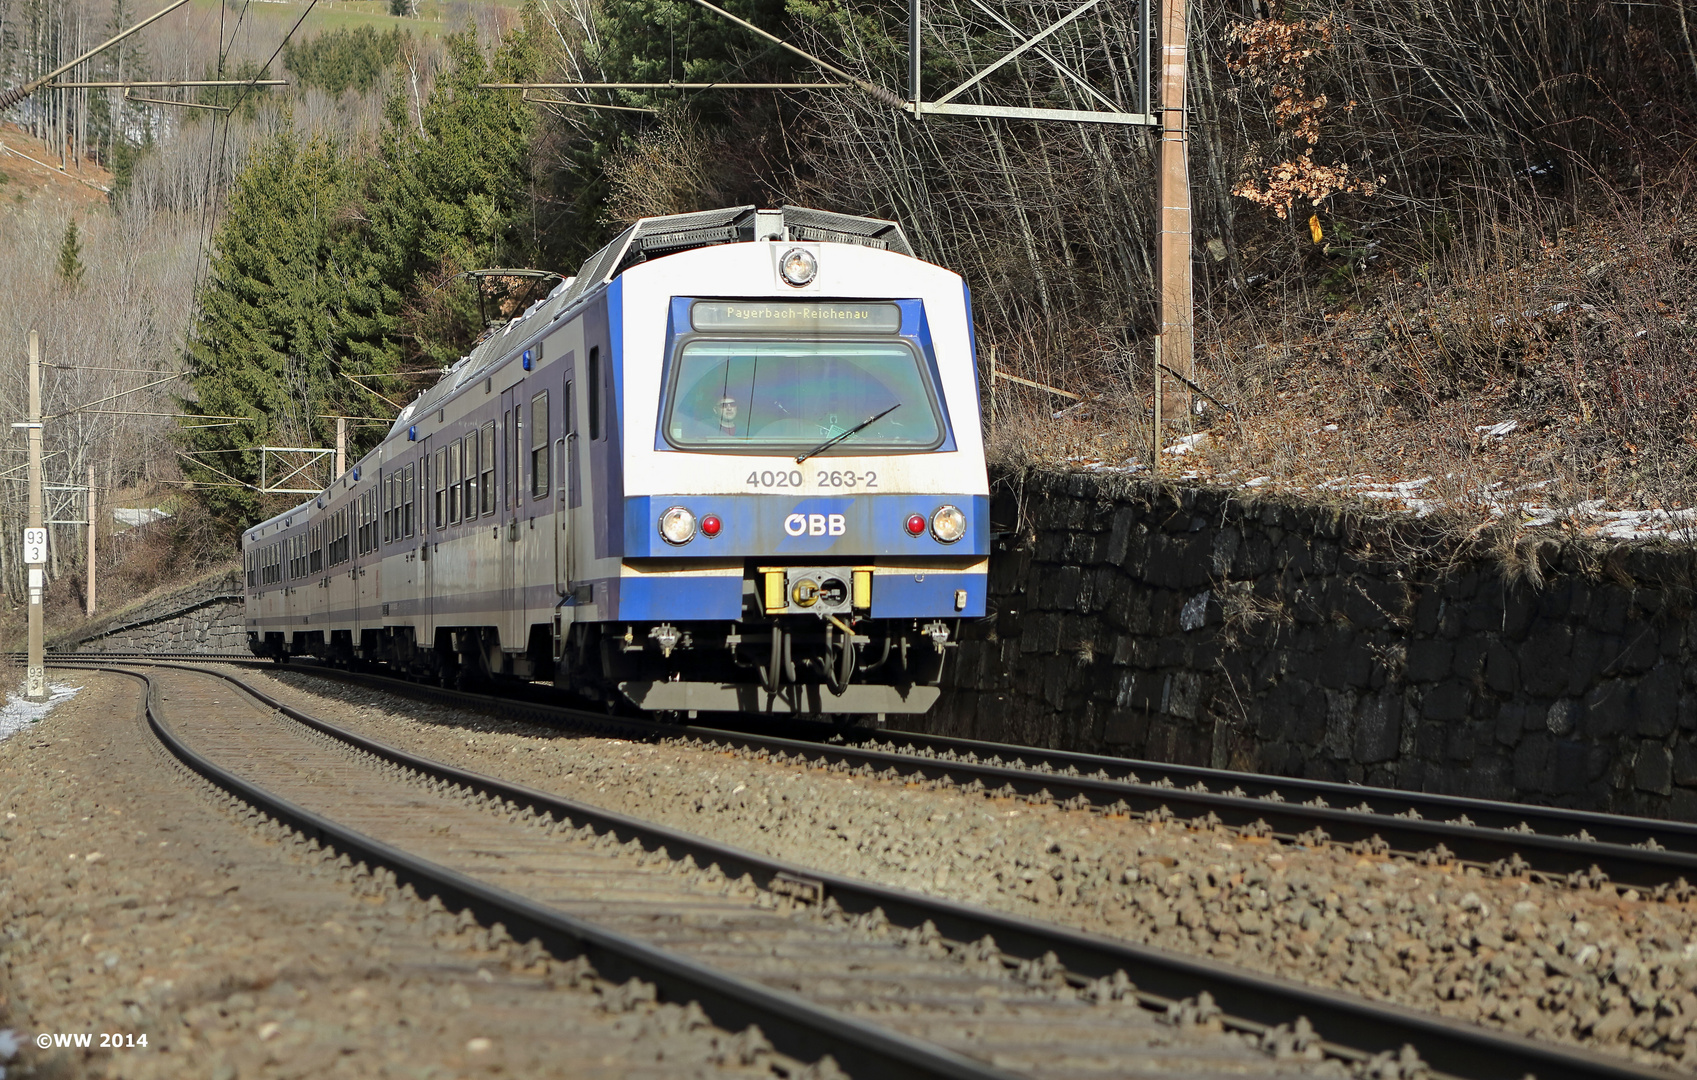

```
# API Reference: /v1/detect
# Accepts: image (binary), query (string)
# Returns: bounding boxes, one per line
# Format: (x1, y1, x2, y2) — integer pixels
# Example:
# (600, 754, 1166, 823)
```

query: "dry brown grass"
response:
(987, 191, 1697, 543)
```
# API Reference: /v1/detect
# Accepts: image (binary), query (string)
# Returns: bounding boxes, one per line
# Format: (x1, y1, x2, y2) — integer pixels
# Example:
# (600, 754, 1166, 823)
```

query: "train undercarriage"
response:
(251, 613, 954, 717)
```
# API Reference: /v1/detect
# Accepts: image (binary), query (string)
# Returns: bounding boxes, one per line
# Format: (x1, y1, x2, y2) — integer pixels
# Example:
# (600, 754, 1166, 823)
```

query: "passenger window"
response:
(588, 346, 601, 440)
(464, 429, 478, 519)
(479, 423, 495, 515)
(448, 441, 462, 524)
(434, 449, 447, 529)
(505, 408, 518, 509)
(530, 391, 549, 499)
(404, 463, 416, 538)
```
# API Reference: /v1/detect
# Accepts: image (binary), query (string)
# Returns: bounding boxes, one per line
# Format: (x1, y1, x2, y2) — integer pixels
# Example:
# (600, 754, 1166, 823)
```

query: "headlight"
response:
(658, 506, 697, 545)
(779, 247, 817, 287)
(930, 504, 965, 543)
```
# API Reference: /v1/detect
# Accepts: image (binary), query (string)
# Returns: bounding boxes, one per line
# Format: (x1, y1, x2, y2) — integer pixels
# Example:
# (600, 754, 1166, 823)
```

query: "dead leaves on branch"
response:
(1226, 17, 1381, 218)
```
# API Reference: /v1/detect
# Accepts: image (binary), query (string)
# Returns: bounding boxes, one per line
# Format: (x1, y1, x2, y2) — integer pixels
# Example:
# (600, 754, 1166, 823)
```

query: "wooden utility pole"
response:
(1155, 0, 1193, 422)
(24, 331, 46, 701)
(85, 461, 96, 616)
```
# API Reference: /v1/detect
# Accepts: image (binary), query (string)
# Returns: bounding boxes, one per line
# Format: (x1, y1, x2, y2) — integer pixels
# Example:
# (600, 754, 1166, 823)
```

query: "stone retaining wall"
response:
(923, 470, 1697, 820)
(53, 567, 247, 655)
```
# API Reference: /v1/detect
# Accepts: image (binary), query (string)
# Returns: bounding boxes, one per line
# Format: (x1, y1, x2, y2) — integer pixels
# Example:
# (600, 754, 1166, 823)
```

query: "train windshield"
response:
(664, 340, 945, 453)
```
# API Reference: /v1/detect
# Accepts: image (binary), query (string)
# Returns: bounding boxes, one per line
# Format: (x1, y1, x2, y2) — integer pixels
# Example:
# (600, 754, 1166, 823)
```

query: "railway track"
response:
(53, 650, 1697, 893)
(56, 658, 1681, 1080)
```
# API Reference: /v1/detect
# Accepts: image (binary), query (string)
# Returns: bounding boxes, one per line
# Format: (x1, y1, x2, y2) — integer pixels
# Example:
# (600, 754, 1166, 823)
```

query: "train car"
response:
(243, 205, 989, 716)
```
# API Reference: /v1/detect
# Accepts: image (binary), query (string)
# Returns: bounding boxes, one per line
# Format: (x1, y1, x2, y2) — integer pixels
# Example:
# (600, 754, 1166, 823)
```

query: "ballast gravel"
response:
(240, 666, 1697, 1074)
(0, 672, 833, 1080)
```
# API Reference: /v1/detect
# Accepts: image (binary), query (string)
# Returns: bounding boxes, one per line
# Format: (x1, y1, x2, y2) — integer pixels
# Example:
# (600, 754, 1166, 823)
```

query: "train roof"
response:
(236, 204, 920, 539)
(389, 206, 914, 441)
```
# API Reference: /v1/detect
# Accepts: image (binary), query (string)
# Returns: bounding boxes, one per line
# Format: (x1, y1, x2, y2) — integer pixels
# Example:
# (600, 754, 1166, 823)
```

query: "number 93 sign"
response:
(22, 527, 46, 564)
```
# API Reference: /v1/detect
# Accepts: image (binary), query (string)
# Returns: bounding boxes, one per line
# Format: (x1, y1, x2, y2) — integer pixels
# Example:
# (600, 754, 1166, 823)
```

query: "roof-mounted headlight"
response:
(779, 247, 817, 287)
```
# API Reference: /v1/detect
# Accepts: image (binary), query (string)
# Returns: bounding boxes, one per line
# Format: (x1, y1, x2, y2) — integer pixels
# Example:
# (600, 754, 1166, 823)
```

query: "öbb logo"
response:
(784, 513, 846, 537)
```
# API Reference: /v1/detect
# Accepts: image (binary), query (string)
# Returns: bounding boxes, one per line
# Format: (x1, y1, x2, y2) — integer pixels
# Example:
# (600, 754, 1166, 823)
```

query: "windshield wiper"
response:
(794, 403, 901, 464)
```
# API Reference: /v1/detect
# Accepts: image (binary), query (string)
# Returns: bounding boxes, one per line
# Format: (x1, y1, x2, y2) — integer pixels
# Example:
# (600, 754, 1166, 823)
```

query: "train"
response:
(241, 205, 989, 716)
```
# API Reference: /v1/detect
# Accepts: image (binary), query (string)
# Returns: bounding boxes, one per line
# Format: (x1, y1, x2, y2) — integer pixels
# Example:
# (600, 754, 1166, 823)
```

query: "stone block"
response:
(1321, 688, 1357, 758)
(1513, 735, 1551, 791)
(1582, 679, 1632, 738)
(1670, 787, 1697, 822)
(1102, 707, 1149, 748)
(1612, 629, 1661, 676)
(1405, 639, 1453, 682)
(1168, 670, 1205, 720)
(1354, 693, 1403, 763)
(1414, 722, 1445, 760)
(1421, 681, 1471, 723)
(1058, 614, 1092, 653)
(1673, 740, 1697, 787)
(1040, 565, 1084, 610)
(1545, 698, 1580, 736)
(1341, 581, 1393, 631)
(1591, 588, 1630, 634)
(1020, 612, 1063, 654)
(1232, 531, 1274, 578)
(1034, 532, 1068, 563)
(1635, 741, 1674, 795)
(1453, 637, 1489, 680)
(1290, 684, 1330, 745)
(1104, 507, 1137, 565)
(1635, 662, 1680, 736)
(1464, 594, 1503, 632)
(1552, 740, 1591, 794)
(1411, 590, 1443, 635)
(1042, 655, 1073, 710)
(1483, 641, 1519, 692)
(1086, 567, 1117, 613)
(1518, 625, 1573, 695)
(1500, 586, 1537, 640)
(1494, 702, 1527, 744)
(1274, 535, 1315, 577)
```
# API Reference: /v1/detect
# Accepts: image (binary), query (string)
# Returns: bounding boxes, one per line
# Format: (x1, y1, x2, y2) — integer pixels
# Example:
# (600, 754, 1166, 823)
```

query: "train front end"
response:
(585, 227, 987, 716)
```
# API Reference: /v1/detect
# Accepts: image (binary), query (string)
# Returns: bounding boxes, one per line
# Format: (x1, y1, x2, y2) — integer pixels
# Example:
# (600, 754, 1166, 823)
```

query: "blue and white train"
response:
(242, 205, 988, 716)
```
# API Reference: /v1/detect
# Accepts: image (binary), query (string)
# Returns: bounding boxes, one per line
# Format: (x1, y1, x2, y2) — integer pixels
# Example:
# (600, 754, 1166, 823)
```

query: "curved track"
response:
(58, 650, 1695, 892)
(60, 658, 1683, 1080)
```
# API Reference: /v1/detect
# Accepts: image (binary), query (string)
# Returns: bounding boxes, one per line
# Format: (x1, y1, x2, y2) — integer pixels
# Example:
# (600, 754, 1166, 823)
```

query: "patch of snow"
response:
(112, 507, 171, 527)
(1163, 433, 1209, 455)
(0, 682, 82, 744)
(1243, 475, 1272, 487)
(1476, 420, 1518, 439)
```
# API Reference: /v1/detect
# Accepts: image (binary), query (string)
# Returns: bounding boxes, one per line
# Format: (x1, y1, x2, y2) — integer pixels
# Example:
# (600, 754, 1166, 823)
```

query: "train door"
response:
(499, 384, 525, 651)
(556, 359, 577, 604)
(523, 384, 554, 643)
(417, 436, 433, 644)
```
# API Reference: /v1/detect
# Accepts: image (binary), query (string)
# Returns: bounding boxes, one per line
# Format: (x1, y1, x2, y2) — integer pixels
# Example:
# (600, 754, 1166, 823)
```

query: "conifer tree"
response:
(181, 129, 396, 527)
(56, 220, 85, 286)
(362, 15, 547, 369)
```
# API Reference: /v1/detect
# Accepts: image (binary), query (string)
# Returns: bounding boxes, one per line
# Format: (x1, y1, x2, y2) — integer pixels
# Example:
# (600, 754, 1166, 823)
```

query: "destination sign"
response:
(691, 300, 902, 334)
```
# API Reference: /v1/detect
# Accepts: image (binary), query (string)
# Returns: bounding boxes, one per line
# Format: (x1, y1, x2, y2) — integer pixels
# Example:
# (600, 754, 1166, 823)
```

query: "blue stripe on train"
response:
(599, 568, 984, 620)
(870, 570, 987, 618)
(621, 493, 990, 558)
(613, 573, 743, 621)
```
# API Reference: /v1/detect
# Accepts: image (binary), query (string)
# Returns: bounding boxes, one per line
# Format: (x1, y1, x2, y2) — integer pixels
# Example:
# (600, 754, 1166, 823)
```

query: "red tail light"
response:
(904, 514, 926, 536)
(701, 514, 722, 538)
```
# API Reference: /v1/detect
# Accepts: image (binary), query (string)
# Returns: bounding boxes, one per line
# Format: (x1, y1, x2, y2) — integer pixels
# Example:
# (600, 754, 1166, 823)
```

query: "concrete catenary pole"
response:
(85, 461, 96, 616)
(1155, 0, 1193, 423)
(335, 416, 347, 478)
(26, 331, 46, 701)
